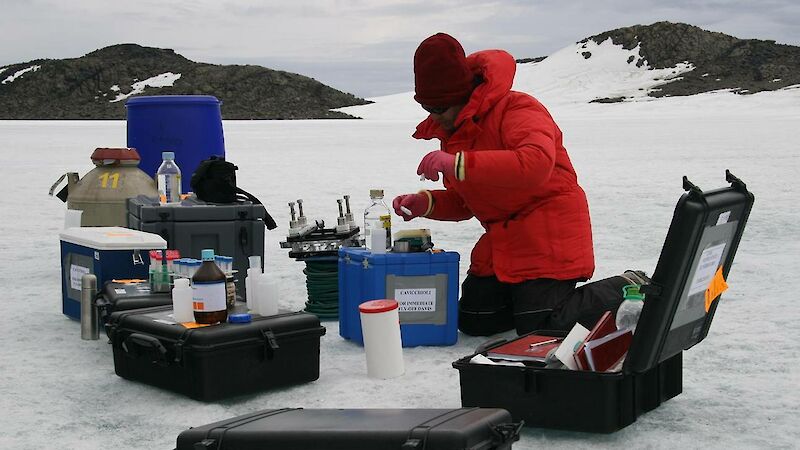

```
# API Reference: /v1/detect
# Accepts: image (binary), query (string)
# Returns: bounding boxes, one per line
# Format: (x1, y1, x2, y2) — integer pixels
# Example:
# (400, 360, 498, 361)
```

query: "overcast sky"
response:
(2, 0, 799, 97)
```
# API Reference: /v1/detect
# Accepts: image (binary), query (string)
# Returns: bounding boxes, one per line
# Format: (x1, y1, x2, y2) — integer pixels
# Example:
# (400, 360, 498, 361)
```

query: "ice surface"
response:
(1, 87, 799, 449)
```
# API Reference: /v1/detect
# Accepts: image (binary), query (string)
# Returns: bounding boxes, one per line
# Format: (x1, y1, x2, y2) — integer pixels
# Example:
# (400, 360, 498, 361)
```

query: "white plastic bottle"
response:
(364, 189, 391, 253)
(616, 284, 645, 332)
(156, 151, 182, 204)
(171, 278, 194, 323)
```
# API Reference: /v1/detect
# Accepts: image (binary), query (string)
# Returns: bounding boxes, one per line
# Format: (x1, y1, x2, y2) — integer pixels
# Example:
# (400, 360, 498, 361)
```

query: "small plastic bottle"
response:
(364, 189, 391, 253)
(616, 284, 645, 333)
(156, 151, 182, 204)
(192, 249, 228, 324)
(171, 278, 194, 323)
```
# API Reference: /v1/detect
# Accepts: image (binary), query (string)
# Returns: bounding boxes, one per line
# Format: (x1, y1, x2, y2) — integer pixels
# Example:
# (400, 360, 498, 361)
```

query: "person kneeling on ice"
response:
(393, 32, 648, 336)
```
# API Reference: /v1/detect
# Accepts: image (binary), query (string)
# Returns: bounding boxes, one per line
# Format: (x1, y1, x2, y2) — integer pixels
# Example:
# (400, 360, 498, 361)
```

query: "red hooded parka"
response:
(413, 49, 595, 283)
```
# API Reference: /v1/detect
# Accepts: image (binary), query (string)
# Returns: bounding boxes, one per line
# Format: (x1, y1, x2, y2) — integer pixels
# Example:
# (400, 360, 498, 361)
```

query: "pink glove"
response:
(393, 193, 429, 221)
(417, 150, 455, 182)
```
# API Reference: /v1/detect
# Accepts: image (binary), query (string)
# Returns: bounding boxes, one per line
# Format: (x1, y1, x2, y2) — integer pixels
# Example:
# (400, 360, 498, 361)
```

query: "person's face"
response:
(424, 103, 466, 133)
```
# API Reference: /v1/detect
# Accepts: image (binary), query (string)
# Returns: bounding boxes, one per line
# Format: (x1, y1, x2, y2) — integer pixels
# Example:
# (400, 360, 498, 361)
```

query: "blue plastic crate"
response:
(338, 247, 460, 347)
(59, 227, 166, 320)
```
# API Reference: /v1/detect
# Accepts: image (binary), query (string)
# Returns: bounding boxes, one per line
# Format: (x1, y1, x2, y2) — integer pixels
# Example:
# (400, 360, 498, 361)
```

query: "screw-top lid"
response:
(622, 284, 645, 301)
(369, 189, 384, 199)
(201, 249, 215, 261)
(359, 299, 399, 314)
(162, 151, 175, 160)
(91, 147, 141, 162)
(173, 278, 190, 288)
(228, 313, 252, 323)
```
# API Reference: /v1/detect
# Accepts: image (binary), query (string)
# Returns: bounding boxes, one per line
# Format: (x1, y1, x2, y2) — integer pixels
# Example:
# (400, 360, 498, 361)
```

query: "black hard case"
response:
(453, 172, 754, 432)
(126, 196, 267, 299)
(96, 281, 172, 324)
(176, 407, 522, 450)
(106, 306, 326, 401)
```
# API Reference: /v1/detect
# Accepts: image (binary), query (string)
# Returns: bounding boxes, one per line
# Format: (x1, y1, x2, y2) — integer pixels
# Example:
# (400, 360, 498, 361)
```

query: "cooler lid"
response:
(339, 247, 460, 264)
(125, 95, 220, 107)
(625, 171, 754, 373)
(60, 226, 167, 250)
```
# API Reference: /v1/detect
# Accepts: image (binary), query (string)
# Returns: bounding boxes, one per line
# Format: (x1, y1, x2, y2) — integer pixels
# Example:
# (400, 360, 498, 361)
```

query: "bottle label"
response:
(192, 281, 227, 312)
(379, 214, 391, 229)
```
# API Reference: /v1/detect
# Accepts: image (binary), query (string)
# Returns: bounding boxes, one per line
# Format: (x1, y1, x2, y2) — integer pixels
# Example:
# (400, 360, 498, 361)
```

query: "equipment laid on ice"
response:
(49, 147, 158, 227)
(280, 196, 361, 318)
(176, 407, 521, 450)
(453, 171, 755, 433)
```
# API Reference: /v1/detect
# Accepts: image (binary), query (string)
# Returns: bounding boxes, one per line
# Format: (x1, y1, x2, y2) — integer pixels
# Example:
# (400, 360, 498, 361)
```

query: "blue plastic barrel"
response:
(126, 95, 225, 193)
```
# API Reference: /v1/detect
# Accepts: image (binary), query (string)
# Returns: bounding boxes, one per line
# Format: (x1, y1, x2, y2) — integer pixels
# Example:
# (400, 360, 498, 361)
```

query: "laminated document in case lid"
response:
(59, 226, 167, 250)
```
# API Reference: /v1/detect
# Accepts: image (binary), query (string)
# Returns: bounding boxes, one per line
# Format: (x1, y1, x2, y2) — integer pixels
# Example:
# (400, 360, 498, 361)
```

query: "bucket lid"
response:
(125, 95, 220, 106)
(91, 148, 141, 162)
(359, 299, 399, 314)
(59, 226, 167, 250)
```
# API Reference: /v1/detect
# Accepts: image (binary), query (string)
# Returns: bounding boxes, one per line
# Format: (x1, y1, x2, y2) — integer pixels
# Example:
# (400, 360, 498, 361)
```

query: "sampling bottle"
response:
(192, 249, 228, 324)
(615, 284, 645, 333)
(156, 151, 182, 204)
(364, 189, 391, 253)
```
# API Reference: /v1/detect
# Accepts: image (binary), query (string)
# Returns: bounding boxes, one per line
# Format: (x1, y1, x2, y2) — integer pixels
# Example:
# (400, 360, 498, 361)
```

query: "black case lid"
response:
(625, 171, 754, 373)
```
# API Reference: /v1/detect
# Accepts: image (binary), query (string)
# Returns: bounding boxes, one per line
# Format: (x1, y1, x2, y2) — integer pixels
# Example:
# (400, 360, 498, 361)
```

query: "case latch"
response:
(262, 329, 280, 360)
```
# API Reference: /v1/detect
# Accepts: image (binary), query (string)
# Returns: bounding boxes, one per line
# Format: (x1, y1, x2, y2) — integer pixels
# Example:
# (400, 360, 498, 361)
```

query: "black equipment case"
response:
(453, 171, 755, 432)
(176, 407, 522, 450)
(106, 306, 326, 401)
(96, 281, 171, 324)
(127, 196, 268, 299)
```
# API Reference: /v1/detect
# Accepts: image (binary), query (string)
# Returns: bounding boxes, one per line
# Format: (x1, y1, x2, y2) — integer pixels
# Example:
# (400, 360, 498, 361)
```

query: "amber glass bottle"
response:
(192, 249, 228, 324)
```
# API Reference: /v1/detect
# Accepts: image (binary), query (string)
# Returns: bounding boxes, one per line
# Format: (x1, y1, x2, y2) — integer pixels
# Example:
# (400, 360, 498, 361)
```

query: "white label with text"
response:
(396, 288, 436, 312)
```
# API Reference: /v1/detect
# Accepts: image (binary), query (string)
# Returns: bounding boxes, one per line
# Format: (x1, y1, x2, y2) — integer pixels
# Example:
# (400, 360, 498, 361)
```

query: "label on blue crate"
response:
(396, 288, 436, 312)
(70, 265, 91, 290)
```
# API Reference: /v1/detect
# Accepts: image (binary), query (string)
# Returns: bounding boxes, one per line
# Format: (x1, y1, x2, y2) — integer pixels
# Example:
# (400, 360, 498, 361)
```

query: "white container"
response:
(64, 209, 83, 229)
(246, 256, 262, 311)
(171, 278, 194, 323)
(254, 273, 279, 317)
(359, 299, 404, 379)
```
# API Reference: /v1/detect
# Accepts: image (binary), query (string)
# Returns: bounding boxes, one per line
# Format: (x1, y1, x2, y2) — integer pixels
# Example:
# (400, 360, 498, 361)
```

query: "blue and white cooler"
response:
(59, 226, 167, 320)
(338, 247, 460, 347)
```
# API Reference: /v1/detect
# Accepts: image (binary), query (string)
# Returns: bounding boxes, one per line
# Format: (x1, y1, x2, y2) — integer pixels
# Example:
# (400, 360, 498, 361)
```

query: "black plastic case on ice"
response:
(97, 281, 172, 324)
(176, 407, 522, 450)
(106, 306, 326, 401)
(453, 171, 755, 432)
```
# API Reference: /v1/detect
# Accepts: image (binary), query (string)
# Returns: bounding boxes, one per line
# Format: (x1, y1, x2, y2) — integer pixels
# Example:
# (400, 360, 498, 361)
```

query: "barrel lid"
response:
(359, 299, 399, 314)
(125, 95, 220, 106)
(91, 147, 140, 161)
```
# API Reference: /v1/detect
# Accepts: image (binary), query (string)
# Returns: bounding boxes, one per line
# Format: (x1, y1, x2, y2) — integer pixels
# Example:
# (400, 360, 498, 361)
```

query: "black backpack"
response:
(190, 156, 277, 230)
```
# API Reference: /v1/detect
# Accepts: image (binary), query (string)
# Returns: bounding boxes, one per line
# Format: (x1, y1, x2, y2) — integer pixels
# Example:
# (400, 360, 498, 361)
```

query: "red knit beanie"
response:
(414, 33, 474, 107)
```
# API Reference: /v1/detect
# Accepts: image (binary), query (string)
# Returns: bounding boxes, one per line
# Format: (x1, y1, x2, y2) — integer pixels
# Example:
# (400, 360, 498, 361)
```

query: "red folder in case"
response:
(486, 335, 563, 362)
(584, 329, 633, 372)
(574, 311, 617, 370)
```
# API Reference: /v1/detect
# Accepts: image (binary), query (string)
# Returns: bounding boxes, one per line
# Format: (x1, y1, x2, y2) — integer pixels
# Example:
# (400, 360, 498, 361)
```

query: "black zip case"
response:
(453, 171, 755, 432)
(176, 407, 522, 450)
(97, 281, 172, 324)
(106, 306, 326, 401)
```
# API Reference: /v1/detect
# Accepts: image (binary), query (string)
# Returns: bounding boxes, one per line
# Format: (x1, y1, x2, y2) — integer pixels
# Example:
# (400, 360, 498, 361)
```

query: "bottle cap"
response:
(201, 249, 215, 261)
(369, 189, 384, 199)
(622, 284, 645, 301)
(228, 313, 252, 323)
(174, 278, 190, 288)
(162, 151, 175, 160)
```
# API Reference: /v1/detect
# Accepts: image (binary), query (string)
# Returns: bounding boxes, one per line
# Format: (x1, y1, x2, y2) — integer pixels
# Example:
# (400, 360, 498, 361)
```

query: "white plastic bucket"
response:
(359, 299, 404, 379)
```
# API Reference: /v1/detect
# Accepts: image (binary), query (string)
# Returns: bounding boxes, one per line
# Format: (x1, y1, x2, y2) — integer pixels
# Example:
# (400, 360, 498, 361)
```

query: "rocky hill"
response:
(0, 44, 370, 119)
(581, 21, 800, 98)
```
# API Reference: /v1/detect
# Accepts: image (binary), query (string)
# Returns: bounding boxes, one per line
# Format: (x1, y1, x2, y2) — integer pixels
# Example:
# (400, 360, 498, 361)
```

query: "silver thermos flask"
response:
(81, 274, 99, 340)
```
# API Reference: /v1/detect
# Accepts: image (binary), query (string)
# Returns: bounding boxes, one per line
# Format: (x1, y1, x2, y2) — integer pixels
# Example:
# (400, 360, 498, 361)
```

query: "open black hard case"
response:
(453, 172, 755, 432)
(96, 281, 172, 324)
(176, 407, 522, 450)
(106, 306, 326, 401)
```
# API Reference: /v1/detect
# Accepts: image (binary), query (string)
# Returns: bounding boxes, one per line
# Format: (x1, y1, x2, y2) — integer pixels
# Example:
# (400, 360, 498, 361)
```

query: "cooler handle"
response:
(123, 333, 169, 366)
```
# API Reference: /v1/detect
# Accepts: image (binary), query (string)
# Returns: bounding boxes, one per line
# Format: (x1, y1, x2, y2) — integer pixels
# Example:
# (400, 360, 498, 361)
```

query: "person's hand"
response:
(392, 193, 429, 221)
(417, 150, 455, 181)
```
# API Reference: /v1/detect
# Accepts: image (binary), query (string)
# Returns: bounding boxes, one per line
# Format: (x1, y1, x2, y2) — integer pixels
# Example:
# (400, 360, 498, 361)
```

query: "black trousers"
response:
(458, 274, 631, 336)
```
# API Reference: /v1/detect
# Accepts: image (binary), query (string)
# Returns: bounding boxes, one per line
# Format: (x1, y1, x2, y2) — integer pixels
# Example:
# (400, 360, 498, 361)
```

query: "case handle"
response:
(491, 421, 524, 445)
(123, 333, 169, 366)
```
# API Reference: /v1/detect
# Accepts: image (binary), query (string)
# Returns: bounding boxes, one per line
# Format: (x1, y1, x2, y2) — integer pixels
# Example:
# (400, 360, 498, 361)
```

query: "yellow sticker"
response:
(705, 266, 729, 312)
(181, 322, 212, 329)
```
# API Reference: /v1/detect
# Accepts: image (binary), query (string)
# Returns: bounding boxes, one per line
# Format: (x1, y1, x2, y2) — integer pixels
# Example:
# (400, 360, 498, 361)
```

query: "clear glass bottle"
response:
(192, 249, 228, 324)
(615, 284, 645, 333)
(364, 189, 391, 252)
(156, 151, 182, 204)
